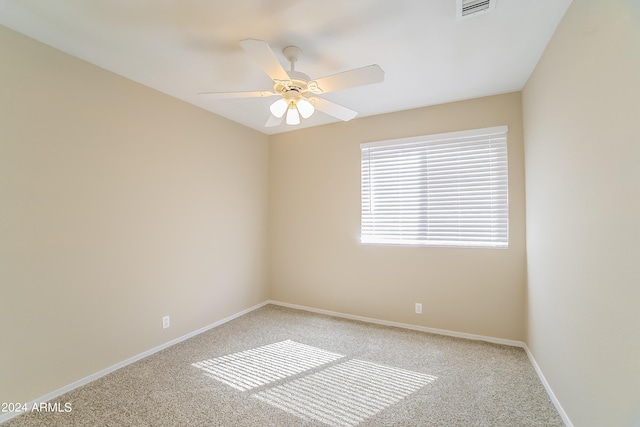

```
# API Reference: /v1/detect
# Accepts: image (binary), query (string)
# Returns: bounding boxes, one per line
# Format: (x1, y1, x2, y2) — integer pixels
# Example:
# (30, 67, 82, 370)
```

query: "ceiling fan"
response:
(199, 39, 385, 127)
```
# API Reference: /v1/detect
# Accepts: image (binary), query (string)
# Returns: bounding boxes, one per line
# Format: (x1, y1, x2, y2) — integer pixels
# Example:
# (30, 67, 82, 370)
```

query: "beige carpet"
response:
(4, 304, 564, 426)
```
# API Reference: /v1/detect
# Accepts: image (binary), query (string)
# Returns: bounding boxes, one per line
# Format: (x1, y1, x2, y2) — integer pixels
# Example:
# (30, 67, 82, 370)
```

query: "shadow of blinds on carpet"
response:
(192, 340, 344, 391)
(193, 340, 437, 427)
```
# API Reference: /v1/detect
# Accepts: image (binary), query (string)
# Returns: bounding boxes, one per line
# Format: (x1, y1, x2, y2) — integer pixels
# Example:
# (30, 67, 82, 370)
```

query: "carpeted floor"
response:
(4, 304, 564, 426)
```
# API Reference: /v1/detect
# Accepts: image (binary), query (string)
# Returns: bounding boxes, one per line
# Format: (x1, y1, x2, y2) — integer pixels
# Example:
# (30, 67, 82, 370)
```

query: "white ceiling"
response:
(0, 0, 572, 135)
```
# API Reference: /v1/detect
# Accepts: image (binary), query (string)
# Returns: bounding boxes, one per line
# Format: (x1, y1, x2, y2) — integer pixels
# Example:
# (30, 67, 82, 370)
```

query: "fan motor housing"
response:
(273, 70, 311, 95)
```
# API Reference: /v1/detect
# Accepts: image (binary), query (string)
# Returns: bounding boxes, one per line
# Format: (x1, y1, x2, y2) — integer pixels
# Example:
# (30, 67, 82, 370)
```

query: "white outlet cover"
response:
(162, 316, 170, 329)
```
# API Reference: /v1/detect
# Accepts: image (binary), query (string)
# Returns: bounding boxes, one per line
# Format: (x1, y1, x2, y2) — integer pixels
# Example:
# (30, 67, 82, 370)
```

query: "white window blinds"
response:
(361, 126, 508, 248)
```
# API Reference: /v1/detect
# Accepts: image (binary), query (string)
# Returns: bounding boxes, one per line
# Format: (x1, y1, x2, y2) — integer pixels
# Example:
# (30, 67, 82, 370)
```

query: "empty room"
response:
(1, 0, 638, 426)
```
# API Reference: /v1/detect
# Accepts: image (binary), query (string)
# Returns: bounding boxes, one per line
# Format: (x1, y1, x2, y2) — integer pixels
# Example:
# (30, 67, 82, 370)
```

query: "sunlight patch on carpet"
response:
(252, 359, 437, 427)
(192, 340, 344, 391)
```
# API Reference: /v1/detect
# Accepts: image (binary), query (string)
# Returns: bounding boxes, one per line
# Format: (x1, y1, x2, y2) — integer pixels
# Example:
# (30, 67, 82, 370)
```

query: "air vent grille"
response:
(457, 0, 495, 19)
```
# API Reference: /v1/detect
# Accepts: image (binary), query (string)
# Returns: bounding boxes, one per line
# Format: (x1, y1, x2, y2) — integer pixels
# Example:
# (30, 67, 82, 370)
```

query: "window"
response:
(361, 126, 508, 248)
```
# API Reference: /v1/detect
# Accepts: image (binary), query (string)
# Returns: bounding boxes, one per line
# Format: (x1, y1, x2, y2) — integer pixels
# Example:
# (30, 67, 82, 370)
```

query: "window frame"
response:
(360, 126, 509, 249)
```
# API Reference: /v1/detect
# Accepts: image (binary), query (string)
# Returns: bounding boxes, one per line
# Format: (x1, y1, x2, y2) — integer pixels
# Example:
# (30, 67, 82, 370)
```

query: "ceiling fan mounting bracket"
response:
(283, 45, 302, 68)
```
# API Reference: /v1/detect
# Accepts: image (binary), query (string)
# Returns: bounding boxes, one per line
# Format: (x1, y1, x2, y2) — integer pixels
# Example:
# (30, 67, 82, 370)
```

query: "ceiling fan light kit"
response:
(200, 39, 384, 128)
(269, 98, 288, 118)
(268, 76, 315, 122)
(296, 99, 314, 118)
(286, 105, 300, 125)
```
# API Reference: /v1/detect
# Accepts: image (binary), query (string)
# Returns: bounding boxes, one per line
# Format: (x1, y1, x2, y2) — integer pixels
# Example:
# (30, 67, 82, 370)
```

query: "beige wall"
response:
(269, 92, 527, 341)
(0, 27, 269, 404)
(12, 2, 638, 422)
(522, 0, 640, 425)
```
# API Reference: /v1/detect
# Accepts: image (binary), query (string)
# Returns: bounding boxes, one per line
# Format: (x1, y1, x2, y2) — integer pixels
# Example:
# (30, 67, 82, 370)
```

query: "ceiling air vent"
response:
(456, 0, 496, 20)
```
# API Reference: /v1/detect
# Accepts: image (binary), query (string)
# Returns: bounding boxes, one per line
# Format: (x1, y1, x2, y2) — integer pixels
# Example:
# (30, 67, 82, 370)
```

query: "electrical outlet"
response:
(415, 303, 422, 314)
(162, 315, 170, 329)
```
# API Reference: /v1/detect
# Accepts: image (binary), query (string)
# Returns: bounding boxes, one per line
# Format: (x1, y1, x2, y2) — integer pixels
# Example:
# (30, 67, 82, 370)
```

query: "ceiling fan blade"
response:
(265, 114, 284, 127)
(198, 90, 277, 99)
(312, 97, 358, 121)
(239, 38, 290, 82)
(311, 64, 384, 94)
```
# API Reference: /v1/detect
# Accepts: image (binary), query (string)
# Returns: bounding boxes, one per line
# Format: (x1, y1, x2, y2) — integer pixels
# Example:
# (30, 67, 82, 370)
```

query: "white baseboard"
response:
(268, 300, 573, 427)
(0, 301, 269, 425)
(2, 299, 572, 427)
(267, 300, 525, 348)
(523, 344, 574, 427)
